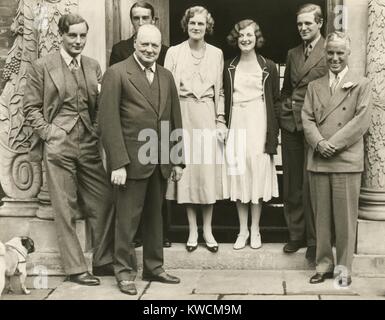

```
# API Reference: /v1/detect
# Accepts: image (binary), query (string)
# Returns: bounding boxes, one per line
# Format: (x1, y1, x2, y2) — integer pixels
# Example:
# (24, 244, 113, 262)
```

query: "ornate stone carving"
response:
(360, 0, 385, 220)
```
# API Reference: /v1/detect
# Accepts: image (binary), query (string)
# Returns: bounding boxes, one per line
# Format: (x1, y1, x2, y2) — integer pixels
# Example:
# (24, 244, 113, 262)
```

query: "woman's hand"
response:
(216, 122, 228, 143)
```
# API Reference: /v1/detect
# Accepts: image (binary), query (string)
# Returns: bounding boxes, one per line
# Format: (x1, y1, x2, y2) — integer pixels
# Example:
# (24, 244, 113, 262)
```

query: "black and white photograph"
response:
(0, 0, 384, 307)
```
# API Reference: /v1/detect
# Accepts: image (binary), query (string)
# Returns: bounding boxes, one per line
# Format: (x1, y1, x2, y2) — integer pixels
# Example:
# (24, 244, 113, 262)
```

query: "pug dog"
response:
(0, 236, 35, 297)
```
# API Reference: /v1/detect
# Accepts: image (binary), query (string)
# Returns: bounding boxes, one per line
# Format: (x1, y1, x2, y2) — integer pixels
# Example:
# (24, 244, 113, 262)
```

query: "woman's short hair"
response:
(58, 13, 89, 35)
(296, 3, 323, 24)
(180, 6, 214, 35)
(226, 19, 265, 49)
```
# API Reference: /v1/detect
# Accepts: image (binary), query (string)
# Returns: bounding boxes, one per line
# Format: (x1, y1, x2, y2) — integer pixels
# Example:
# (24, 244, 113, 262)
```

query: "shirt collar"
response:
(329, 66, 349, 85)
(133, 53, 156, 73)
(60, 47, 81, 68)
(304, 34, 321, 51)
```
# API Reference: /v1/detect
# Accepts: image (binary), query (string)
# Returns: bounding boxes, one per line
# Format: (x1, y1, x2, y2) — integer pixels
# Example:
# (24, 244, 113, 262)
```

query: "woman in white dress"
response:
(223, 19, 280, 250)
(164, 6, 228, 253)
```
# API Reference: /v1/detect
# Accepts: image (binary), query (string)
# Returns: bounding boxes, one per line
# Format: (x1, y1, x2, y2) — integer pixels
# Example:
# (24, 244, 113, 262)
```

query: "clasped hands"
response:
(317, 139, 338, 158)
(111, 166, 183, 186)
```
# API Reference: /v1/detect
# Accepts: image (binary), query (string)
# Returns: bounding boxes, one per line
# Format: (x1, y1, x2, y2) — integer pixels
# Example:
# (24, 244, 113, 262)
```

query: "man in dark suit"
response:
(302, 32, 372, 286)
(109, 1, 171, 249)
(279, 3, 328, 260)
(23, 14, 114, 285)
(109, 1, 168, 67)
(99, 24, 184, 295)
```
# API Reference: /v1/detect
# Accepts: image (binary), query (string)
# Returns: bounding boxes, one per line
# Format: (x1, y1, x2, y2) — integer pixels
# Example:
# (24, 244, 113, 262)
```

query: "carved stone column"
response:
(356, 0, 385, 256)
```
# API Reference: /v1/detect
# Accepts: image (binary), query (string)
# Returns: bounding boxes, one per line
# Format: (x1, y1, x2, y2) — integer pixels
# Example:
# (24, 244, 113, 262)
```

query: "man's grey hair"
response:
(325, 31, 351, 51)
(136, 24, 162, 40)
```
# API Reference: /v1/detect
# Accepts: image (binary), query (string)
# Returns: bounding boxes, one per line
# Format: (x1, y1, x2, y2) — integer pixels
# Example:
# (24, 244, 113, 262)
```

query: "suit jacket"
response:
(98, 56, 184, 180)
(223, 54, 280, 155)
(23, 51, 102, 161)
(301, 71, 372, 173)
(280, 37, 328, 132)
(109, 35, 168, 66)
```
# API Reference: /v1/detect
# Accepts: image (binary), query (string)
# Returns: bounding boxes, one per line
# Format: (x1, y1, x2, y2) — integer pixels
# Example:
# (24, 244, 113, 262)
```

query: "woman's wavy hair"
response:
(180, 6, 214, 35)
(226, 19, 265, 49)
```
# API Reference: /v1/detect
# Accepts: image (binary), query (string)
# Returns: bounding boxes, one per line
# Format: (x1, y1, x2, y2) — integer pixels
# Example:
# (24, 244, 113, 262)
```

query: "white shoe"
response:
(233, 231, 250, 250)
(250, 230, 262, 249)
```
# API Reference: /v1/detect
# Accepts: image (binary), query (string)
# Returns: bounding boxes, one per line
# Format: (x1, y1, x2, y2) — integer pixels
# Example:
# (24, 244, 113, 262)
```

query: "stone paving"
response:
(1, 270, 385, 300)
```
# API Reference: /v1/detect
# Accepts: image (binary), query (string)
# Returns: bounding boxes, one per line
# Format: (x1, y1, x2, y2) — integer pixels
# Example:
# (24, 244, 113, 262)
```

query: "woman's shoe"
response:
(233, 231, 250, 250)
(186, 242, 198, 252)
(250, 230, 262, 249)
(203, 235, 219, 253)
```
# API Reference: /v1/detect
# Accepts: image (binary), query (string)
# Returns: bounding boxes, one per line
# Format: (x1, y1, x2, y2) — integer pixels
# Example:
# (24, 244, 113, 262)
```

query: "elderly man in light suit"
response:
(99, 24, 184, 295)
(302, 31, 372, 286)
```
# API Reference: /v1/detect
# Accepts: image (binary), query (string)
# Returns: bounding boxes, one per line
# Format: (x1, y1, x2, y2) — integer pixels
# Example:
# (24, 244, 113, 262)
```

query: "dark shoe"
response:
(67, 271, 100, 286)
(163, 238, 172, 248)
(93, 263, 114, 276)
(305, 246, 316, 262)
(337, 275, 352, 287)
(309, 272, 334, 284)
(134, 239, 142, 248)
(118, 280, 137, 295)
(143, 272, 181, 284)
(203, 235, 219, 253)
(283, 240, 306, 253)
(186, 243, 198, 252)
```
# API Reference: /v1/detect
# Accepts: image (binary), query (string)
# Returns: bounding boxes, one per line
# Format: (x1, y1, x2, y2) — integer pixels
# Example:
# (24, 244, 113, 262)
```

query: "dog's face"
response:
(20, 237, 35, 254)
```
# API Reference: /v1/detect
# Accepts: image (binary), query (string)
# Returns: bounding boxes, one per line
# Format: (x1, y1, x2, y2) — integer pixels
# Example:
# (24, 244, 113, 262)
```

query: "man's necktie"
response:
(330, 75, 340, 95)
(304, 44, 312, 60)
(145, 67, 154, 84)
(69, 58, 79, 71)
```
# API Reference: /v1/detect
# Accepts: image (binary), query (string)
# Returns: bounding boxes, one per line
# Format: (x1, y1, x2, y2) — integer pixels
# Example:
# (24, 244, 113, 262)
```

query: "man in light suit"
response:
(280, 3, 328, 260)
(109, 1, 171, 249)
(99, 24, 184, 295)
(302, 32, 372, 286)
(109, 1, 168, 67)
(23, 14, 115, 285)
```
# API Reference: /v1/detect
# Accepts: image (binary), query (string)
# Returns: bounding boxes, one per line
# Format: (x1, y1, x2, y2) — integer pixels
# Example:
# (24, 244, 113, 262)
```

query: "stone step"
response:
(25, 243, 385, 276)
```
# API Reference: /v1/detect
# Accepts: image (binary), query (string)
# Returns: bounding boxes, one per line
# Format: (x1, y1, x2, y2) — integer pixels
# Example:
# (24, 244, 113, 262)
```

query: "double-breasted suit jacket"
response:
(302, 71, 372, 172)
(23, 51, 114, 275)
(98, 55, 184, 281)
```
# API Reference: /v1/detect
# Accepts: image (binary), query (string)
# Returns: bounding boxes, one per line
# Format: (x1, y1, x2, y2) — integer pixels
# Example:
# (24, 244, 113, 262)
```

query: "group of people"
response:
(22, 1, 372, 295)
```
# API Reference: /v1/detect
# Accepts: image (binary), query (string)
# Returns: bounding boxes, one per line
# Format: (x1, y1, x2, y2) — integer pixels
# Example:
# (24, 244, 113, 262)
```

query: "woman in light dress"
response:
(223, 19, 280, 250)
(165, 6, 228, 253)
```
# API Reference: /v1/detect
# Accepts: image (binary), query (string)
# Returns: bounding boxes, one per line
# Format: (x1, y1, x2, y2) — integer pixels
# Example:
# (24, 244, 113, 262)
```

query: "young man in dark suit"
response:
(279, 3, 328, 261)
(23, 14, 115, 285)
(99, 24, 184, 295)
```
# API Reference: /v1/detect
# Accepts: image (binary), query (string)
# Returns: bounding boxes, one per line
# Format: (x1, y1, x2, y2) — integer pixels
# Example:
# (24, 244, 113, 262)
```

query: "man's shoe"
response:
(309, 272, 334, 284)
(305, 246, 316, 262)
(142, 272, 181, 284)
(337, 275, 352, 287)
(93, 263, 114, 276)
(118, 280, 137, 295)
(67, 272, 100, 286)
(283, 240, 306, 253)
(163, 238, 172, 248)
(134, 239, 142, 248)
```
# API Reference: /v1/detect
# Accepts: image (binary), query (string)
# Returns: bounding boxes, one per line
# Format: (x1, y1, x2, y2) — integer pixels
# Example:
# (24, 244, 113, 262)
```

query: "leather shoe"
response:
(283, 240, 306, 253)
(305, 246, 316, 262)
(337, 275, 352, 287)
(93, 263, 114, 276)
(163, 238, 172, 248)
(67, 271, 100, 286)
(309, 272, 334, 284)
(186, 243, 198, 252)
(142, 272, 180, 284)
(118, 280, 137, 295)
(134, 239, 142, 248)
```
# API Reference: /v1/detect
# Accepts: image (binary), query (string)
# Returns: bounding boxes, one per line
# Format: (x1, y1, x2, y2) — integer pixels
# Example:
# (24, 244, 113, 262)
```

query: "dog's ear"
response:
(21, 237, 35, 254)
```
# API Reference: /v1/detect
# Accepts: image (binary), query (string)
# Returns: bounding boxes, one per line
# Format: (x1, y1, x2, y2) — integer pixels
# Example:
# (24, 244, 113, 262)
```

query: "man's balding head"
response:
(134, 24, 162, 67)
